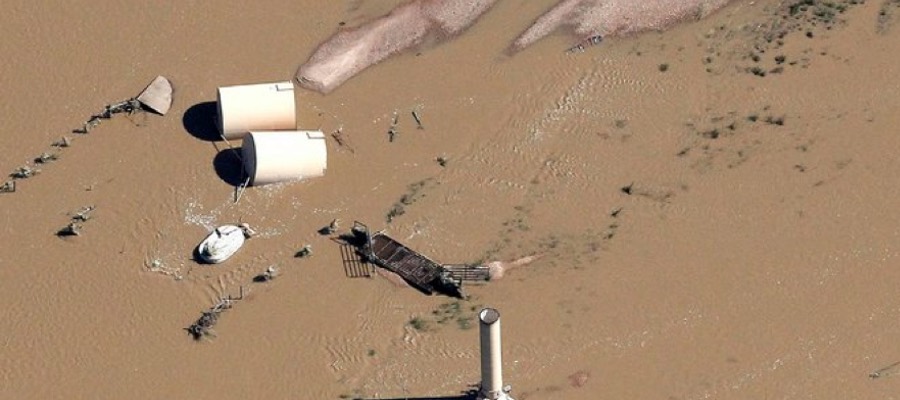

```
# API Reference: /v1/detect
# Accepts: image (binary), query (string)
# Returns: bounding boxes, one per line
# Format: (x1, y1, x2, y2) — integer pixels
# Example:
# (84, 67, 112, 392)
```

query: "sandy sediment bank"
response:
(511, 0, 734, 51)
(296, 0, 732, 93)
(295, 0, 498, 93)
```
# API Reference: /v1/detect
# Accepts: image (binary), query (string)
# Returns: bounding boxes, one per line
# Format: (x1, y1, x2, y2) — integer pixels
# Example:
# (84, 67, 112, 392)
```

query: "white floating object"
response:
(217, 81, 296, 140)
(196, 225, 248, 264)
(136, 76, 173, 115)
(242, 130, 327, 186)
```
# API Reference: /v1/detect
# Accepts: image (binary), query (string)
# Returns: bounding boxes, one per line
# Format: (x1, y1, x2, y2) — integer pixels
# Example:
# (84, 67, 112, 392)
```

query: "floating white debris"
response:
(196, 224, 252, 264)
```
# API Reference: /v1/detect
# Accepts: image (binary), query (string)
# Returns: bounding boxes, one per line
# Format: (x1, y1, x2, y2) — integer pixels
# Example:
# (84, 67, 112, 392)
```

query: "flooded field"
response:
(1, 1, 900, 399)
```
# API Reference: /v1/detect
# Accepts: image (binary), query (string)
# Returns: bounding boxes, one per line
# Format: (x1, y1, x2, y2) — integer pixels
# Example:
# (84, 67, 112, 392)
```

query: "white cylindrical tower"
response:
(479, 308, 512, 400)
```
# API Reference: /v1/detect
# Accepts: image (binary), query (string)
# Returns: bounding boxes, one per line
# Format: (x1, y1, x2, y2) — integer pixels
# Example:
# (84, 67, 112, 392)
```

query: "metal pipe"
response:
(479, 308, 509, 400)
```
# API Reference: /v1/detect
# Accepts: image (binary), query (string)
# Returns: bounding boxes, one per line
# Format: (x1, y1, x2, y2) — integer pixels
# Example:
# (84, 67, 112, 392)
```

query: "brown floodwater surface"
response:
(2, 1, 900, 399)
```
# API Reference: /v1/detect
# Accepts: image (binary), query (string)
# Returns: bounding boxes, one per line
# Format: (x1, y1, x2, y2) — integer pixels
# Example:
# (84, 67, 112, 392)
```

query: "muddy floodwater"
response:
(2, 1, 900, 399)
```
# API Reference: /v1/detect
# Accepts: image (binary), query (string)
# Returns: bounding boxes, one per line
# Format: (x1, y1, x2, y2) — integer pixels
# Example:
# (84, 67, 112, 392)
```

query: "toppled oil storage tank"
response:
(217, 82, 296, 139)
(241, 130, 327, 186)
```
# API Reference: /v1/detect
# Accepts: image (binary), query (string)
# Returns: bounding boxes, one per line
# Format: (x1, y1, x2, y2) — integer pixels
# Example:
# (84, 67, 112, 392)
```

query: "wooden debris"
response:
(10, 166, 39, 179)
(34, 152, 59, 164)
(103, 98, 143, 117)
(253, 265, 280, 282)
(238, 222, 256, 238)
(329, 125, 355, 153)
(319, 218, 340, 235)
(52, 136, 72, 148)
(411, 109, 424, 130)
(56, 206, 95, 237)
(566, 34, 603, 53)
(186, 310, 220, 340)
(74, 117, 101, 134)
(57, 222, 82, 237)
(388, 126, 398, 142)
(870, 361, 900, 379)
(0, 181, 15, 193)
(9, 79, 170, 191)
(330, 128, 345, 146)
(75, 98, 144, 134)
(388, 112, 400, 142)
(71, 205, 95, 222)
(295, 244, 313, 258)
(186, 288, 244, 340)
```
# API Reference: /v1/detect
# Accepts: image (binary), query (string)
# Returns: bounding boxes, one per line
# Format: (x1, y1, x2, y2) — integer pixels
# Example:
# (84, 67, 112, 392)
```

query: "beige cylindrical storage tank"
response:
(242, 130, 327, 186)
(217, 81, 296, 139)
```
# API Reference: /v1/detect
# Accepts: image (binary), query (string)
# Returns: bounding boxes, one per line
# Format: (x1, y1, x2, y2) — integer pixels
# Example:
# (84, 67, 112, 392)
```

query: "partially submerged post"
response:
(478, 308, 514, 400)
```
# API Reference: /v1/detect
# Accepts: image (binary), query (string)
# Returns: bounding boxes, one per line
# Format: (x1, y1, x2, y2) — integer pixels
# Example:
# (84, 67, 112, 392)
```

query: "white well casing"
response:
(242, 130, 327, 186)
(479, 308, 510, 400)
(217, 81, 296, 139)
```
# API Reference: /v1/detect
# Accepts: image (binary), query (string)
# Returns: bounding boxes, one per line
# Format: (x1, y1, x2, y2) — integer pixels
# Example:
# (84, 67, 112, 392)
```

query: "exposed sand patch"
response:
(296, 0, 498, 93)
(297, 0, 734, 93)
(511, 0, 734, 52)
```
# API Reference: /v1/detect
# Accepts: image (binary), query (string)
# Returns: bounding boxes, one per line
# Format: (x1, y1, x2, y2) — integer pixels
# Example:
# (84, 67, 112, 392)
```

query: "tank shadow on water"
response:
(212, 148, 246, 187)
(182, 101, 221, 142)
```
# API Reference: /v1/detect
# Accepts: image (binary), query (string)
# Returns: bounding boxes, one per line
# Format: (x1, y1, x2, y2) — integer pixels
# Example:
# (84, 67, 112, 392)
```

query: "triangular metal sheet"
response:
(136, 76, 173, 115)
